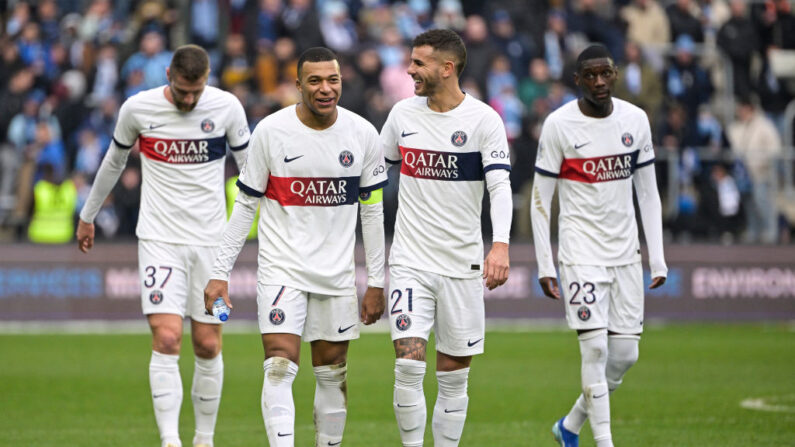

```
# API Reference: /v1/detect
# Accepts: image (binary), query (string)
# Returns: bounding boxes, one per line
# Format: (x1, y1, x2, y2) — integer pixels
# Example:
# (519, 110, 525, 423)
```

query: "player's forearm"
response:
(231, 147, 248, 171)
(530, 175, 557, 278)
(485, 169, 512, 244)
(359, 199, 386, 288)
(79, 143, 130, 223)
(210, 193, 258, 281)
(634, 166, 667, 277)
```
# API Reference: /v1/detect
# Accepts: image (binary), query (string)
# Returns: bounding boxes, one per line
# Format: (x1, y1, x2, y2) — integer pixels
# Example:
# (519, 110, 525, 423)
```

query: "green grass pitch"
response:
(2, 324, 793, 446)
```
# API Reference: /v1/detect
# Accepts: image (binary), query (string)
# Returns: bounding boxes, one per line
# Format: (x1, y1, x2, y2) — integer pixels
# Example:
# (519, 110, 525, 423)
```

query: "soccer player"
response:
(530, 44, 667, 447)
(203, 47, 388, 447)
(76, 45, 250, 447)
(379, 29, 512, 447)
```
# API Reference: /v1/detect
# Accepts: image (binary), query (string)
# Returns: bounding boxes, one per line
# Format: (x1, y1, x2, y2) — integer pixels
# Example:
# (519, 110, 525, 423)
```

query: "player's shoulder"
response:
(200, 85, 241, 106)
(337, 106, 378, 135)
(612, 97, 648, 122)
(540, 99, 579, 133)
(391, 95, 426, 114)
(121, 86, 165, 111)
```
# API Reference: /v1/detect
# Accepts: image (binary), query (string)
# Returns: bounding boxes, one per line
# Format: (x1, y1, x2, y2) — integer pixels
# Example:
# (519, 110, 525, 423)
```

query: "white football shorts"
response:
(257, 284, 360, 342)
(138, 239, 218, 324)
(558, 262, 644, 334)
(388, 264, 485, 357)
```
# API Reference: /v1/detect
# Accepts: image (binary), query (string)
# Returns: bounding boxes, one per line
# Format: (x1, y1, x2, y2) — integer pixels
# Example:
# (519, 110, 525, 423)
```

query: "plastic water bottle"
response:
(212, 297, 231, 322)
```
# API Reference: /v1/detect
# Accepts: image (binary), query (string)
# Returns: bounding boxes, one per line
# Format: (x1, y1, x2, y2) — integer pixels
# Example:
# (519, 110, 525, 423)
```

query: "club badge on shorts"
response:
(149, 290, 164, 305)
(395, 314, 411, 331)
(269, 308, 285, 325)
(577, 305, 591, 321)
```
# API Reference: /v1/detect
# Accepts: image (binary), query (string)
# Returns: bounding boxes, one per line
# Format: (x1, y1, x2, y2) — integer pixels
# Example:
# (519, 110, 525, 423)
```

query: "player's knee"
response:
(606, 335, 640, 389)
(263, 356, 298, 386)
(395, 358, 426, 390)
(578, 329, 608, 365)
(153, 330, 182, 354)
(436, 368, 469, 399)
(193, 337, 221, 359)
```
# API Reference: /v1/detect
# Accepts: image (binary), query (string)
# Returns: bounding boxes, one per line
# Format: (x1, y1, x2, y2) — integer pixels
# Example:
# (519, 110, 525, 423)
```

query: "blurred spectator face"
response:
(624, 41, 641, 63)
(21, 22, 41, 42)
(675, 35, 695, 64)
(729, 0, 746, 18)
(296, 60, 341, 118)
(100, 97, 119, 116)
(736, 102, 754, 122)
(530, 58, 549, 82)
(260, 0, 282, 14)
(357, 49, 381, 75)
(141, 31, 164, 57)
(38, 0, 58, 21)
(35, 122, 52, 144)
(10, 68, 35, 93)
(226, 34, 246, 57)
(575, 57, 617, 107)
(464, 15, 488, 43)
(288, 0, 310, 11)
(490, 55, 511, 73)
(492, 11, 515, 38)
(547, 12, 567, 35)
(634, 0, 650, 9)
(167, 70, 208, 112)
(274, 37, 296, 62)
(50, 43, 66, 66)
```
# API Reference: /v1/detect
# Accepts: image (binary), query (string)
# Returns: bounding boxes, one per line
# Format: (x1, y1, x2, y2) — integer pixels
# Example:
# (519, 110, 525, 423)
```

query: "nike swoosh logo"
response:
(467, 338, 483, 347)
(328, 442, 342, 446)
(199, 396, 218, 401)
(444, 408, 464, 413)
(338, 324, 355, 333)
(152, 393, 170, 398)
(149, 123, 166, 130)
(401, 131, 418, 137)
(277, 432, 293, 437)
(574, 142, 591, 149)
(396, 403, 417, 408)
(593, 392, 608, 399)
(284, 155, 304, 163)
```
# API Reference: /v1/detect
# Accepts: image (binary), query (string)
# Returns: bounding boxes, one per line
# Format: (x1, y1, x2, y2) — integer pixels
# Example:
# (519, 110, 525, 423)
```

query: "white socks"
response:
(578, 330, 611, 446)
(432, 368, 469, 447)
(262, 357, 299, 447)
(564, 333, 640, 444)
(191, 354, 223, 446)
(313, 363, 348, 446)
(150, 351, 183, 446)
(393, 358, 427, 447)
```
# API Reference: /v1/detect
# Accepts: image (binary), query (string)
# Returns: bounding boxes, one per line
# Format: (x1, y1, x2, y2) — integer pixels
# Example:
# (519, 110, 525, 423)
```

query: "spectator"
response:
(190, 0, 221, 50)
(486, 54, 517, 100)
(717, 0, 759, 95)
(666, 0, 704, 43)
(491, 9, 536, 82)
(519, 58, 551, 111)
(433, 0, 466, 33)
(704, 163, 743, 243)
(318, 0, 358, 53)
(219, 33, 252, 90)
(281, 0, 324, 53)
(120, 30, 172, 97)
(665, 34, 712, 121)
(727, 97, 782, 244)
(614, 40, 663, 125)
(463, 15, 498, 93)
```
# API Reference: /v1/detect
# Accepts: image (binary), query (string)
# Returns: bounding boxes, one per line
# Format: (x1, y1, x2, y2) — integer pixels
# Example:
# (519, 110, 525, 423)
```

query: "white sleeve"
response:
(78, 143, 130, 222)
(210, 192, 259, 281)
(485, 169, 512, 244)
(359, 201, 385, 288)
(231, 148, 248, 171)
(379, 106, 401, 164)
(633, 164, 668, 278)
(530, 174, 557, 279)
(225, 94, 250, 171)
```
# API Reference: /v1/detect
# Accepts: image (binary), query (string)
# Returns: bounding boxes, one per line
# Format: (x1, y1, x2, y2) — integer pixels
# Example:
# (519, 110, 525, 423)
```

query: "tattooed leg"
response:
(393, 337, 427, 446)
(394, 337, 427, 361)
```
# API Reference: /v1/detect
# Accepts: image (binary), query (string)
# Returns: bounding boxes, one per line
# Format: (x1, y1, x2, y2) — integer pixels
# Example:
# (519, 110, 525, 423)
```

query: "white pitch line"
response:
(740, 395, 795, 413)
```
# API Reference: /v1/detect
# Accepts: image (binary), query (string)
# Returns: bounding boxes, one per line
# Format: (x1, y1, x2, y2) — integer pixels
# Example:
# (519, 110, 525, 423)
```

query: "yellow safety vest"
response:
(28, 179, 77, 244)
(225, 176, 258, 240)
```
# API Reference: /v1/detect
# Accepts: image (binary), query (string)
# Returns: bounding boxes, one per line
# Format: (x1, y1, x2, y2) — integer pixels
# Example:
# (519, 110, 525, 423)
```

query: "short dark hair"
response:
(412, 29, 467, 77)
(297, 47, 338, 79)
(576, 44, 613, 72)
(170, 44, 210, 82)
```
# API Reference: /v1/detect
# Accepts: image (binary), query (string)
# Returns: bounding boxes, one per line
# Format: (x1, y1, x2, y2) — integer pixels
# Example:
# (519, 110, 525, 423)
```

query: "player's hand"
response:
(539, 277, 561, 300)
(360, 286, 385, 325)
(204, 279, 232, 314)
(76, 219, 95, 253)
(484, 242, 510, 290)
(649, 276, 666, 289)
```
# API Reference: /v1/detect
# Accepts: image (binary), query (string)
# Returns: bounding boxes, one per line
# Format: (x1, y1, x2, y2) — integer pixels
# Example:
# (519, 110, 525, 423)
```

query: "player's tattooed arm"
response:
(393, 337, 427, 361)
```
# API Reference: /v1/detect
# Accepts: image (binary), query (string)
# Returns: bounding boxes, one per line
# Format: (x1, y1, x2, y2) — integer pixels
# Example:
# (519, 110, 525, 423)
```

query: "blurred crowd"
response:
(1, 0, 794, 246)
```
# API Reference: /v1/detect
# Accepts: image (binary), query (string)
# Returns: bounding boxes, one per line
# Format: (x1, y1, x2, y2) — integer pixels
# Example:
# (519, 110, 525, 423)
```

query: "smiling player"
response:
(379, 29, 513, 447)
(531, 44, 667, 447)
(204, 47, 388, 447)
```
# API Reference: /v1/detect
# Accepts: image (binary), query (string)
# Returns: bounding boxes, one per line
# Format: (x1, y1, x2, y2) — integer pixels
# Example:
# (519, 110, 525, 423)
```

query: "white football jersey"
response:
(534, 98, 655, 266)
(113, 85, 250, 246)
(381, 95, 511, 279)
(237, 105, 388, 295)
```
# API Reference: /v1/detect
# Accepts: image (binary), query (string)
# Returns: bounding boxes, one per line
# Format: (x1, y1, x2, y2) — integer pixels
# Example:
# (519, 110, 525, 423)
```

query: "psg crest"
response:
(451, 130, 467, 147)
(149, 290, 163, 305)
(577, 305, 591, 321)
(621, 132, 633, 147)
(395, 314, 412, 331)
(269, 308, 285, 325)
(339, 150, 354, 167)
(201, 118, 215, 133)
